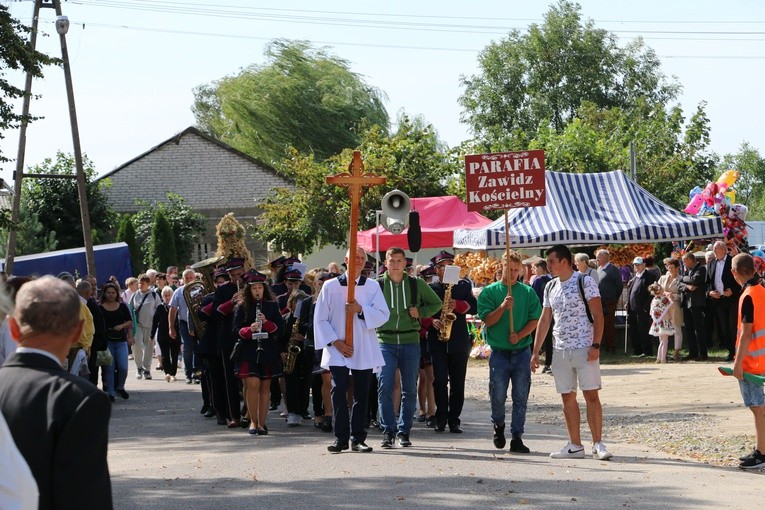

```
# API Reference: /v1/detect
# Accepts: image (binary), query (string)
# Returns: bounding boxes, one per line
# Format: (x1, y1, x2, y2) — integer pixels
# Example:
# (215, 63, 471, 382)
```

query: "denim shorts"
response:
(739, 379, 765, 407)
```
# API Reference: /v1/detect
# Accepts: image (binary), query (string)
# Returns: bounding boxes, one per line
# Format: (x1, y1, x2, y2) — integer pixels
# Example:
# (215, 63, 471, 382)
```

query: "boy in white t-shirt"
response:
(531, 244, 612, 461)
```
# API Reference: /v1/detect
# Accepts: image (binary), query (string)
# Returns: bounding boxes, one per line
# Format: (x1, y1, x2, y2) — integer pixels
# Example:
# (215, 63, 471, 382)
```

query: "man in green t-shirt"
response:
(478, 250, 542, 454)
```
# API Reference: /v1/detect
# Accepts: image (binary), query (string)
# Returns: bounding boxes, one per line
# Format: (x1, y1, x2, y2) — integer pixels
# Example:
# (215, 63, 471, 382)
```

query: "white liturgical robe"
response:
(314, 275, 389, 371)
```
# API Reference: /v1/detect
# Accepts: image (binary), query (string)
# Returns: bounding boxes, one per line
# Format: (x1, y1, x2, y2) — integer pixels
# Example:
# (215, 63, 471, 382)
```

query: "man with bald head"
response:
(0, 276, 113, 510)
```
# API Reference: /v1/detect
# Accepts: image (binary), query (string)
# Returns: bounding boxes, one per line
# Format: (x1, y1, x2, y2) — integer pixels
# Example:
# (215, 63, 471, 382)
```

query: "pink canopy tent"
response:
(357, 195, 493, 252)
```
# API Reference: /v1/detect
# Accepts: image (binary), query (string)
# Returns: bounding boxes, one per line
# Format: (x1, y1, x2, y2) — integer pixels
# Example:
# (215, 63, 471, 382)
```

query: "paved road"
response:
(108, 371, 762, 509)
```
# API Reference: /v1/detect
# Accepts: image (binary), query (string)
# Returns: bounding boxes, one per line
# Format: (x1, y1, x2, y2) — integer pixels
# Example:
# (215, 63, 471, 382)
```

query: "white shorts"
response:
(551, 347, 602, 394)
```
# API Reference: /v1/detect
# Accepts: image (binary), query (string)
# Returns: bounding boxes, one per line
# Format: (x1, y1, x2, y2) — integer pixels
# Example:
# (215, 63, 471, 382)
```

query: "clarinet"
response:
(252, 300, 268, 364)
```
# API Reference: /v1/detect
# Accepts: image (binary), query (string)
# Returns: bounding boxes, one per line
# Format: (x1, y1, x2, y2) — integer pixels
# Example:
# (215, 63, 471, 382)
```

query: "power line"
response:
(67, 0, 765, 25)
(41, 19, 765, 59)
(63, 0, 765, 36)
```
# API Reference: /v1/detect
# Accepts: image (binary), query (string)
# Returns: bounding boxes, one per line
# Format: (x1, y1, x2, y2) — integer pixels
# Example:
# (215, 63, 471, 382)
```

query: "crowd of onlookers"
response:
(513, 244, 741, 364)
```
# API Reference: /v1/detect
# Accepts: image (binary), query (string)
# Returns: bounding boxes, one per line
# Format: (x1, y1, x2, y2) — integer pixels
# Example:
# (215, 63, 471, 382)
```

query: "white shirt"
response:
(0, 413, 38, 510)
(314, 276, 389, 371)
(714, 256, 726, 294)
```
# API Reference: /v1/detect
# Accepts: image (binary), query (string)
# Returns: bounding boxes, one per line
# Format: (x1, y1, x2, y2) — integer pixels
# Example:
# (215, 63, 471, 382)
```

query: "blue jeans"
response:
(489, 347, 531, 437)
(104, 341, 129, 396)
(179, 320, 197, 379)
(377, 342, 420, 436)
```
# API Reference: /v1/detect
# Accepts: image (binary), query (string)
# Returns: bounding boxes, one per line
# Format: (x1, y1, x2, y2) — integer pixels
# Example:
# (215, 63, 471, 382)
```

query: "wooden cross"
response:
(325, 150, 386, 348)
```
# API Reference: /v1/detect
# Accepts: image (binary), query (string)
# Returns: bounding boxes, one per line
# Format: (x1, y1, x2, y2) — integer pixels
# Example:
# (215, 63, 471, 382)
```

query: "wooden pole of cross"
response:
(325, 151, 386, 348)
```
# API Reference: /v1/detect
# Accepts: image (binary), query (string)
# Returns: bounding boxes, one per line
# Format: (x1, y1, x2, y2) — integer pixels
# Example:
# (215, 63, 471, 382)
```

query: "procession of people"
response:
(1, 237, 765, 508)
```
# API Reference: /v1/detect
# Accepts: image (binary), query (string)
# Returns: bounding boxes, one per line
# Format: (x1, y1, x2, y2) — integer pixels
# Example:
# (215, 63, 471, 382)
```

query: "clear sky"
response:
(1, 0, 763, 184)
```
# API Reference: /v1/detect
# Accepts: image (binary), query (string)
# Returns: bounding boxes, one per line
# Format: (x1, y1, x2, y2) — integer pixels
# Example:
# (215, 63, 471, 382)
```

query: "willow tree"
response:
(192, 39, 389, 170)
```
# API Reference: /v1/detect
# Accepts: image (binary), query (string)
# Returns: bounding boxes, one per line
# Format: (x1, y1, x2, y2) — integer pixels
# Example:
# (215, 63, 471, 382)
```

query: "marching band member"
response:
(213, 258, 245, 428)
(232, 270, 285, 435)
(282, 290, 309, 427)
(426, 251, 478, 433)
(196, 267, 230, 419)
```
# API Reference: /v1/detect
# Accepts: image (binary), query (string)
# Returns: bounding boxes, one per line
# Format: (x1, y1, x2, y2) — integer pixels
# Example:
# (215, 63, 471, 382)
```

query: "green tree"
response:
(132, 194, 206, 267)
(0, 5, 59, 163)
(148, 208, 177, 271)
(116, 214, 142, 274)
(528, 100, 716, 210)
(22, 151, 116, 249)
(0, 201, 57, 257)
(192, 39, 389, 169)
(254, 114, 451, 253)
(458, 0, 679, 144)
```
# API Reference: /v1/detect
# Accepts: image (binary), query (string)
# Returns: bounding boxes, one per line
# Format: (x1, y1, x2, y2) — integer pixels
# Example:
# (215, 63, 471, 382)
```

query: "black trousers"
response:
(270, 377, 282, 406)
(218, 347, 241, 420)
(330, 366, 372, 444)
(629, 309, 653, 356)
(207, 351, 226, 415)
(714, 298, 737, 357)
(431, 349, 469, 428)
(285, 349, 310, 414)
(157, 339, 180, 377)
(367, 372, 378, 422)
(684, 306, 708, 359)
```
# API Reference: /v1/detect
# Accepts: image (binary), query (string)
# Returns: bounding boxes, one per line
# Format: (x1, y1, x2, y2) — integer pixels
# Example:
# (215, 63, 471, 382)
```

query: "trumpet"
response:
(284, 315, 302, 375)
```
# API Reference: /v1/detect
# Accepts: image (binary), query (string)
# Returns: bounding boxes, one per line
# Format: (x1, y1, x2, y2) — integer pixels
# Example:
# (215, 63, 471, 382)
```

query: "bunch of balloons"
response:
(684, 170, 748, 247)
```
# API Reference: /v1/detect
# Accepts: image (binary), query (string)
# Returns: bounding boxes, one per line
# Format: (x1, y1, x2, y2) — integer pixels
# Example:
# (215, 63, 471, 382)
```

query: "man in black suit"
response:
(0, 276, 113, 510)
(678, 252, 709, 361)
(707, 241, 742, 361)
(596, 249, 624, 353)
(626, 257, 657, 357)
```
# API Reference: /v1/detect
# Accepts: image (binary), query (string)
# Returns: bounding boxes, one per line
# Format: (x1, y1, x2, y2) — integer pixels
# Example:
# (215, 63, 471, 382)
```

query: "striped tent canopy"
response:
(453, 170, 723, 250)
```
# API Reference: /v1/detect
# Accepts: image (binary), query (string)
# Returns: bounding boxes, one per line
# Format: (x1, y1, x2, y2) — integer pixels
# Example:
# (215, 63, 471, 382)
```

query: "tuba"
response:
(283, 314, 302, 375)
(183, 255, 224, 338)
(438, 283, 456, 342)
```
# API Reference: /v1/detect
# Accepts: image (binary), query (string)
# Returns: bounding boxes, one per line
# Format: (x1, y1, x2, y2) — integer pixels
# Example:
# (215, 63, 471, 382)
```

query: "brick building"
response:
(99, 127, 290, 263)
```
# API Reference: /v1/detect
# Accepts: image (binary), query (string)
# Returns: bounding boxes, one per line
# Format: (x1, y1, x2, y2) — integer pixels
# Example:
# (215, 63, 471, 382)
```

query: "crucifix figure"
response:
(325, 150, 386, 347)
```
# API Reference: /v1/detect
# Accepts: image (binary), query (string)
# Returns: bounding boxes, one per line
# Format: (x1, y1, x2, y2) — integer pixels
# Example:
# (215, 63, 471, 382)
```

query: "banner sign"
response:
(464, 150, 546, 212)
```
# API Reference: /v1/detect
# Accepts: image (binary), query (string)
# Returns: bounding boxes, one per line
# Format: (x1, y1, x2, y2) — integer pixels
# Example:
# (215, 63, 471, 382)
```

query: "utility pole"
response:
(5, 0, 96, 278)
(54, 0, 96, 278)
(5, 0, 44, 276)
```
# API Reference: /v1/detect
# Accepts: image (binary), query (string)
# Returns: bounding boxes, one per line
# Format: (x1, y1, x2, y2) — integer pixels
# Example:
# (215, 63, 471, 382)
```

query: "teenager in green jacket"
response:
(377, 247, 442, 449)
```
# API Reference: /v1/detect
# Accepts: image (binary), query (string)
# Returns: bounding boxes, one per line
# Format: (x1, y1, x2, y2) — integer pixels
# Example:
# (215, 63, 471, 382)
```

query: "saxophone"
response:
(284, 314, 302, 375)
(438, 283, 456, 342)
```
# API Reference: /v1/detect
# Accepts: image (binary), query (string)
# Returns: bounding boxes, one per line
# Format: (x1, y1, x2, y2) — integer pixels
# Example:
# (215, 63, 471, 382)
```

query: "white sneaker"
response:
(136, 371, 143, 380)
(592, 441, 613, 460)
(550, 442, 585, 459)
(170, 376, 176, 382)
(287, 413, 301, 427)
(165, 374, 171, 382)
